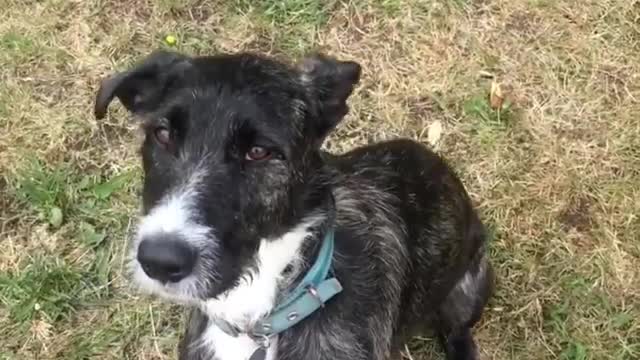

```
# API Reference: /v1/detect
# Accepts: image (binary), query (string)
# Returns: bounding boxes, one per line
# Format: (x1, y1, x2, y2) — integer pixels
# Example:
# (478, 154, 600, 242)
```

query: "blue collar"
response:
(211, 229, 342, 341)
(251, 229, 341, 337)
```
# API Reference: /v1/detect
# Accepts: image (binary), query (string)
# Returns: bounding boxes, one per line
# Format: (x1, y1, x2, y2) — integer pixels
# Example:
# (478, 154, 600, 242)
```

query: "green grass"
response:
(1, 158, 140, 357)
(463, 93, 514, 128)
(235, 0, 333, 27)
(1, 257, 90, 324)
(12, 158, 133, 229)
(13, 159, 73, 228)
(229, 0, 330, 56)
(0, 32, 40, 64)
(0, 0, 639, 359)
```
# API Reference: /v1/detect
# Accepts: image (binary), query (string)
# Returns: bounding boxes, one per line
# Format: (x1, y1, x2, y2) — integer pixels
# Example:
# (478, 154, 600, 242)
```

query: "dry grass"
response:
(1, 0, 639, 359)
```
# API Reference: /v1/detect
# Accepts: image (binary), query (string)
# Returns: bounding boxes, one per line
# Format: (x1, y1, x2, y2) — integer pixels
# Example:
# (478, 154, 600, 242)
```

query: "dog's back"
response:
(272, 139, 492, 360)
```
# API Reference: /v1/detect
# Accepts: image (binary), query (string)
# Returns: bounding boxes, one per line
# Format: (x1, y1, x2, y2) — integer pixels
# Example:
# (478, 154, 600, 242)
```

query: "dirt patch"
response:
(505, 10, 537, 36)
(402, 95, 449, 137)
(405, 96, 444, 121)
(558, 196, 593, 232)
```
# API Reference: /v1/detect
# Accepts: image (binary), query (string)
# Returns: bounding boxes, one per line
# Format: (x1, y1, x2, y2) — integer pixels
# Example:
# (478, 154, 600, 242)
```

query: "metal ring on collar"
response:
(254, 334, 270, 349)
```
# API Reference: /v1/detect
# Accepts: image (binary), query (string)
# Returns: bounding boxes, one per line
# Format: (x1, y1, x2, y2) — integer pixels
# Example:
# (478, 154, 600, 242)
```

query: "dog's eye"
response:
(245, 146, 272, 161)
(154, 127, 172, 148)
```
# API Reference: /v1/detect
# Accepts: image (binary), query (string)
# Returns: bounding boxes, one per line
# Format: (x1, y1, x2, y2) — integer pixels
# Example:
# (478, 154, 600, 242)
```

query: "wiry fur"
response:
(94, 50, 494, 360)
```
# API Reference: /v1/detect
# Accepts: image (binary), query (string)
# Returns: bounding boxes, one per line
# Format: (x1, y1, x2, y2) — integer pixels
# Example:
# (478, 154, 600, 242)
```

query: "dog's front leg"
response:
(278, 322, 376, 360)
(177, 308, 211, 360)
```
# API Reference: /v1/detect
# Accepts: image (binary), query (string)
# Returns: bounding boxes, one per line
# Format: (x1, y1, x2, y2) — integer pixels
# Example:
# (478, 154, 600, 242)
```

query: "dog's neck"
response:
(198, 196, 336, 333)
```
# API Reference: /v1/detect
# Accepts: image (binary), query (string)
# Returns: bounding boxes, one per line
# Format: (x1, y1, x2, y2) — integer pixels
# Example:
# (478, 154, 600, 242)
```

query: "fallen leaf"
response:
(427, 120, 443, 147)
(479, 70, 495, 79)
(489, 80, 505, 110)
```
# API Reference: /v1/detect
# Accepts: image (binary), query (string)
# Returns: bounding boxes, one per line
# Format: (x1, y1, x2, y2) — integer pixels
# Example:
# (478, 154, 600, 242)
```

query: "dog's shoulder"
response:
(326, 138, 456, 206)
(326, 137, 473, 259)
(327, 139, 447, 179)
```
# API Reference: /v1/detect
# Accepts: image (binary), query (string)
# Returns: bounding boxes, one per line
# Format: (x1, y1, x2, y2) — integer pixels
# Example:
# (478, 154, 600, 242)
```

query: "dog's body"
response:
(95, 50, 493, 360)
(179, 140, 493, 360)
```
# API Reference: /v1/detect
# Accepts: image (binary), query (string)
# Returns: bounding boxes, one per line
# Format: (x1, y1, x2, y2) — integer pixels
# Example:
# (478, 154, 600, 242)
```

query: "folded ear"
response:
(94, 50, 190, 119)
(298, 53, 361, 143)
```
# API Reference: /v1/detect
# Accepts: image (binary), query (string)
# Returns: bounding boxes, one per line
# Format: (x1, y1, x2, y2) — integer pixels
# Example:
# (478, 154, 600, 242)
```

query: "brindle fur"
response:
(95, 50, 493, 360)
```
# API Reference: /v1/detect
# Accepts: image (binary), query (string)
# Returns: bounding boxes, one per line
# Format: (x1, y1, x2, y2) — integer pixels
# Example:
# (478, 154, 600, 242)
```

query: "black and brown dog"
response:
(94, 50, 494, 360)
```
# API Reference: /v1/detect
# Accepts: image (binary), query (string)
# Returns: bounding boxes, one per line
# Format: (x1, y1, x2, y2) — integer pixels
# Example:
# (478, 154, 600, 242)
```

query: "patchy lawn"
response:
(1, 0, 638, 359)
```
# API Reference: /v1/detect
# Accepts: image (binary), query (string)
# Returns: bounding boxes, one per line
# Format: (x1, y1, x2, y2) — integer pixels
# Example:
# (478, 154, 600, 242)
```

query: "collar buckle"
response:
(306, 285, 325, 308)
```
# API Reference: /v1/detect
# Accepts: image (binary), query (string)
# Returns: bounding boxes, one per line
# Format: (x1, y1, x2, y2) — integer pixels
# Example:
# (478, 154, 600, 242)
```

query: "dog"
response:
(94, 49, 493, 360)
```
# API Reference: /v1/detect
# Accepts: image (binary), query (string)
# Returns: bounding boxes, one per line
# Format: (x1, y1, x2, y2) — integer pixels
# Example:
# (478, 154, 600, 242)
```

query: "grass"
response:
(0, 0, 639, 359)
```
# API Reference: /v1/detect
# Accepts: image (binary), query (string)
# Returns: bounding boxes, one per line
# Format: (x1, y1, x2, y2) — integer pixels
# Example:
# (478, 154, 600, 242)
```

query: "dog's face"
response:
(95, 51, 360, 302)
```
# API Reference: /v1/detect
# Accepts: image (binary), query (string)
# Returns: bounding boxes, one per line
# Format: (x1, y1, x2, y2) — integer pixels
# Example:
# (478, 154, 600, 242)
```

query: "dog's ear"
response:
(94, 50, 190, 119)
(298, 53, 361, 142)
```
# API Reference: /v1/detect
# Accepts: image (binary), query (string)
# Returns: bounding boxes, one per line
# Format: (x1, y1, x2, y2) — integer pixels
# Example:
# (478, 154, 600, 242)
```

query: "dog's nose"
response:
(137, 236, 197, 283)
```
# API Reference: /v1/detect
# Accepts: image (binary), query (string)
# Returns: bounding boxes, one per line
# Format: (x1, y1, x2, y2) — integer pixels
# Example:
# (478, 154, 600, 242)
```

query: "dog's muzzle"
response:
(137, 233, 199, 283)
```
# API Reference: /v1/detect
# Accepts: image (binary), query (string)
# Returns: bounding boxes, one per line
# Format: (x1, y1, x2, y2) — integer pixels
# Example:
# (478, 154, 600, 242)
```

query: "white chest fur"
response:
(199, 325, 279, 360)
(195, 216, 322, 360)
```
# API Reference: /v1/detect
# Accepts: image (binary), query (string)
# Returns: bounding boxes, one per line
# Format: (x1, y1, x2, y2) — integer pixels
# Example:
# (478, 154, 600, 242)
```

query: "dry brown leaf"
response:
(479, 70, 495, 79)
(489, 80, 505, 110)
(427, 120, 443, 147)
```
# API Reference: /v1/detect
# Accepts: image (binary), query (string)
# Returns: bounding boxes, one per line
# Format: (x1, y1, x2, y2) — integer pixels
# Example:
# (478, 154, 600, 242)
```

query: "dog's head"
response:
(95, 50, 360, 303)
